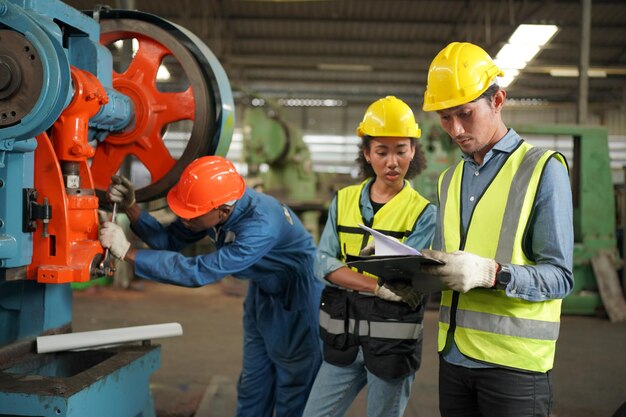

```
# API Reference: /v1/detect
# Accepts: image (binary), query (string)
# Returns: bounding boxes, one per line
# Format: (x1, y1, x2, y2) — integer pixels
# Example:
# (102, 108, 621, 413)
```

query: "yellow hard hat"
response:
(356, 96, 421, 139)
(422, 42, 504, 112)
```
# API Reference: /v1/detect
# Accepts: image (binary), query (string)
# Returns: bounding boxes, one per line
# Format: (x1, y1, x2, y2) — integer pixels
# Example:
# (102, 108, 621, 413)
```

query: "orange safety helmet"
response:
(167, 156, 246, 219)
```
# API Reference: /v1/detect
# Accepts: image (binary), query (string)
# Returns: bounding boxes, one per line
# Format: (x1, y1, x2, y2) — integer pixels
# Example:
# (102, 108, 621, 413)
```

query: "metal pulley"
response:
(89, 9, 235, 204)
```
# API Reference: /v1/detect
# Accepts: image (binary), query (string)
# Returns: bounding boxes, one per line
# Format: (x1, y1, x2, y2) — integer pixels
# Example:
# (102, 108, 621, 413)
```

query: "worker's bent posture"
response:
(99, 156, 323, 417)
(420, 42, 574, 417)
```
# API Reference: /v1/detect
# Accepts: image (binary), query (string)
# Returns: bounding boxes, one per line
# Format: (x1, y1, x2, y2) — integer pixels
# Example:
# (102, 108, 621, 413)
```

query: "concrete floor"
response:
(72, 280, 626, 417)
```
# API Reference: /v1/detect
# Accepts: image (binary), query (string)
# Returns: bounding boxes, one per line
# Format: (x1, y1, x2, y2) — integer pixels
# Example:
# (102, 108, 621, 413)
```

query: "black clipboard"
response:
(346, 254, 446, 293)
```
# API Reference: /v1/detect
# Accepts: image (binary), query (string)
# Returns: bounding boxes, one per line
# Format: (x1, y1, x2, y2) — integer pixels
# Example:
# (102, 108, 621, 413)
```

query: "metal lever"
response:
(98, 202, 118, 276)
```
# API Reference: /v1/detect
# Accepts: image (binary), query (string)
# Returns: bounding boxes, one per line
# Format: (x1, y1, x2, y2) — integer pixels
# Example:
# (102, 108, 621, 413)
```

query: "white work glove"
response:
(108, 175, 136, 209)
(374, 283, 404, 302)
(99, 221, 130, 260)
(421, 249, 497, 293)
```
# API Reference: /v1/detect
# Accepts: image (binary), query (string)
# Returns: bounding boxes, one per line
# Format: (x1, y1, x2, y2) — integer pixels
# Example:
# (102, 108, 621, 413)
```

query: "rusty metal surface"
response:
(0, 345, 158, 396)
(0, 323, 71, 368)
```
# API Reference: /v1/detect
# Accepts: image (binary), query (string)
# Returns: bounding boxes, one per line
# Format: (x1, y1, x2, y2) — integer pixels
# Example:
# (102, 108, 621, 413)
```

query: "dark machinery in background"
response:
(0, 1, 234, 415)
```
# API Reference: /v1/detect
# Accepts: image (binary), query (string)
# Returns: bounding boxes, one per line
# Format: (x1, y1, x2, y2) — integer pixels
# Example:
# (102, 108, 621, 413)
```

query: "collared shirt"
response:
(316, 178, 438, 281)
(432, 128, 574, 367)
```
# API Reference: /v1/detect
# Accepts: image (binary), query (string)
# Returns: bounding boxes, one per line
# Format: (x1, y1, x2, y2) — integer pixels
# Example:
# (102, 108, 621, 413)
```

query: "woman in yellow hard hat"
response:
(302, 96, 437, 417)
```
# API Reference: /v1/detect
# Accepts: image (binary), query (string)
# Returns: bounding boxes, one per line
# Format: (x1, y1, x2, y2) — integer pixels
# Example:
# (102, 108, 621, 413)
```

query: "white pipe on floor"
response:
(36, 322, 183, 353)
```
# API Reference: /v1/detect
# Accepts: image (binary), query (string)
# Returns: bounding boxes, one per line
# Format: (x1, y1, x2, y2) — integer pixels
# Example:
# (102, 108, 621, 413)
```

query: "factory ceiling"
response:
(63, 0, 626, 109)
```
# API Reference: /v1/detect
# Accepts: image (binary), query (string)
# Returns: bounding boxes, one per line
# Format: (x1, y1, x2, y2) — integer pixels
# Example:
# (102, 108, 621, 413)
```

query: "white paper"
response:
(37, 323, 183, 353)
(359, 224, 421, 256)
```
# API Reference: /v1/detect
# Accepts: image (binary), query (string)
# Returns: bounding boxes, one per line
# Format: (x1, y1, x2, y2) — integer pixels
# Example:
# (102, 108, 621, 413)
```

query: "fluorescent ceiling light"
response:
(494, 24, 559, 89)
(498, 70, 519, 88)
(496, 44, 540, 67)
(549, 68, 608, 78)
(277, 98, 345, 107)
(508, 24, 558, 46)
(494, 58, 526, 70)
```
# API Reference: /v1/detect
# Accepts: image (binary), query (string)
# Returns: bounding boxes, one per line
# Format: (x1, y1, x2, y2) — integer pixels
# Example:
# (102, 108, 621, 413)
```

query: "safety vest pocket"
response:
(319, 287, 357, 350)
(363, 297, 424, 357)
(319, 287, 360, 365)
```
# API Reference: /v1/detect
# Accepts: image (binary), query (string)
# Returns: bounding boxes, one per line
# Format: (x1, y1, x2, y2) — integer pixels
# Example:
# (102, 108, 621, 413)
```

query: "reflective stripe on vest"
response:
(336, 179, 430, 265)
(437, 142, 568, 373)
(439, 305, 560, 340)
(320, 310, 423, 340)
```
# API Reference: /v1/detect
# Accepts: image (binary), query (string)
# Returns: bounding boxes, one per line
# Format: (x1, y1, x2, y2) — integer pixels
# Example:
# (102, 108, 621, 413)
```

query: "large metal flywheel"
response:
(90, 10, 234, 204)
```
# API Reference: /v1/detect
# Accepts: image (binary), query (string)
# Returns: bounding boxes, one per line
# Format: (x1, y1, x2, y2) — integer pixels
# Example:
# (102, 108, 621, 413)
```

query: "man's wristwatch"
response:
(495, 263, 512, 290)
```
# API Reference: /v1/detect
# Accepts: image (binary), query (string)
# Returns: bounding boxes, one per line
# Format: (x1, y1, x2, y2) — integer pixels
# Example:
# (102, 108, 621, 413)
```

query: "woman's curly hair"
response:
(355, 136, 427, 180)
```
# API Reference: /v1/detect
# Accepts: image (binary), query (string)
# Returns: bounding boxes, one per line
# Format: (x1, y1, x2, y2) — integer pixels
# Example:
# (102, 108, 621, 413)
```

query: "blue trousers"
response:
(302, 347, 415, 417)
(236, 283, 322, 417)
(439, 357, 552, 417)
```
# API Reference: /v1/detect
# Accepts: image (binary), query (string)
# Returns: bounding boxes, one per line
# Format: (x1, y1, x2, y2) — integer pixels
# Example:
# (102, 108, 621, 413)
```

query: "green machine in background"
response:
(514, 124, 624, 318)
(243, 103, 317, 202)
(241, 97, 326, 240)
(413, 119, 460, 203)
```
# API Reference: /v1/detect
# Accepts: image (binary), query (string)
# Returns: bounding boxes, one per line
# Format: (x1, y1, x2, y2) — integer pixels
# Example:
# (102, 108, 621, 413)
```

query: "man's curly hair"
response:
(355, 136, 427, 180)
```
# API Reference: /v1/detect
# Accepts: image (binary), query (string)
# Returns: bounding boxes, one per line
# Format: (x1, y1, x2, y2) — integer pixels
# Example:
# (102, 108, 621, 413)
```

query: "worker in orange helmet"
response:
(98, 155, 323, 417)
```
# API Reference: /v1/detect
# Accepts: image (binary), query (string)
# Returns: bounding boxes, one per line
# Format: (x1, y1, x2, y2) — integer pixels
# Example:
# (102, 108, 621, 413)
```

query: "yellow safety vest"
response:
(336, 179, 431, 266)
(437, 141, 568, 373)
(319, 179, 432, 379)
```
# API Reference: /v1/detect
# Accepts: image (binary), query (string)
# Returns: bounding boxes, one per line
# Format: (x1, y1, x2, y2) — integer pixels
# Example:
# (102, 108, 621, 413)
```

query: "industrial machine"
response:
(514, 124, 625, 319)
(0, 1, 234, 415)
(243, 97, 317, 202)
(242, 95, 325, 239)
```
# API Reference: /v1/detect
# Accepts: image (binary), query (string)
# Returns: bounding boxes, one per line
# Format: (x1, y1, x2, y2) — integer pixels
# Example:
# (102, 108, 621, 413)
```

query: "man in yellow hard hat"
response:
(302, 96, 436, 417)
(419, 42, 573, 416)
(99, 155, 323, 417)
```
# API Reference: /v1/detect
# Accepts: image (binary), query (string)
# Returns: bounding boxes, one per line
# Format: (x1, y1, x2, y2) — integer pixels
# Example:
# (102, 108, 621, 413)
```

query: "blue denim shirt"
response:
(316, 178, 438, 281)
(433, 128, 574, 367)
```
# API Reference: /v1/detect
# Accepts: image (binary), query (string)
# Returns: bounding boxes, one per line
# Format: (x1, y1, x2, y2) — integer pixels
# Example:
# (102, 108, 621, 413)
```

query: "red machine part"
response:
(26, 68, 107, 283)
(25, 12, 224, 283)
(90, 31, 195, 194)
